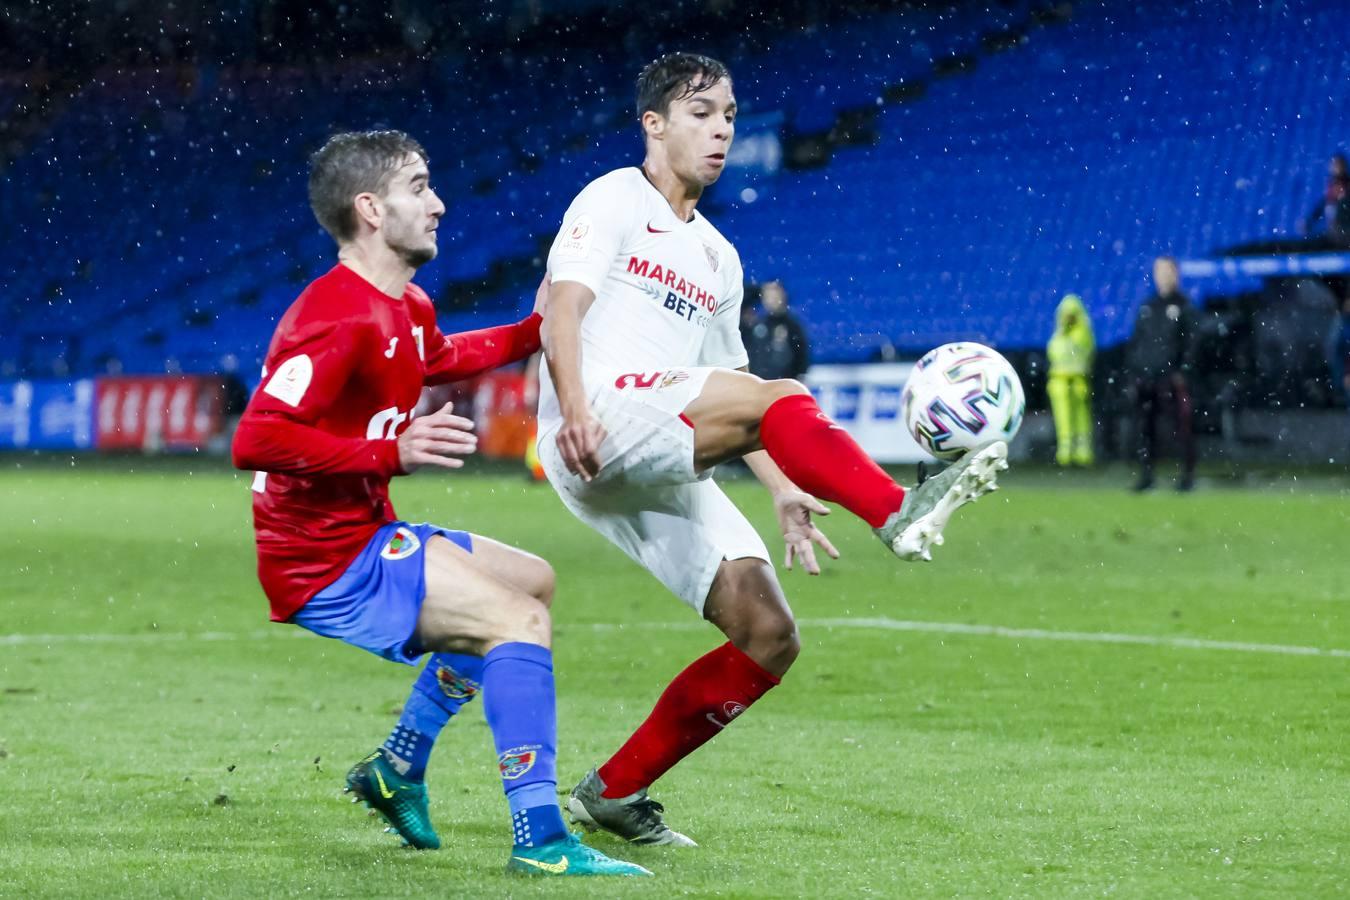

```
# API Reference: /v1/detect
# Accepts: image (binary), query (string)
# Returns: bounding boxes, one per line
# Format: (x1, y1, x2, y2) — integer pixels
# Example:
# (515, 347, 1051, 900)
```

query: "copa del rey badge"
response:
(380, 526, 422, 560)
(557, 215, 594, 259)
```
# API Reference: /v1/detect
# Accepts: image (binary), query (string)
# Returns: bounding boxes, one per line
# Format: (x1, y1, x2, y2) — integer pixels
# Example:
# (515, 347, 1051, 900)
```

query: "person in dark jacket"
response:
(739, 297, 763, 375)
(1300, 153, 1350, 244)
(745, 280, 811, 381)
(1128, 256, 1197, 492)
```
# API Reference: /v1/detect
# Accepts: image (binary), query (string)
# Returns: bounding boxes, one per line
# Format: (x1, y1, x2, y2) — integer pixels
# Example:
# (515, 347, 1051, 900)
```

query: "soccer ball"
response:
(901, 342, 1025, 461)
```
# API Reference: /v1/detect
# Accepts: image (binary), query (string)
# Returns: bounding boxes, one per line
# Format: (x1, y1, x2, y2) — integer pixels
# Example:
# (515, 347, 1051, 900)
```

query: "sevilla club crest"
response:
(703, 243, 720, 272)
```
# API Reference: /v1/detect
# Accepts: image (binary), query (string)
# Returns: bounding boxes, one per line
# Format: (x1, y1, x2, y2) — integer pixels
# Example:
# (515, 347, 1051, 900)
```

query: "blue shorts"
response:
(290, 521, 472, 665)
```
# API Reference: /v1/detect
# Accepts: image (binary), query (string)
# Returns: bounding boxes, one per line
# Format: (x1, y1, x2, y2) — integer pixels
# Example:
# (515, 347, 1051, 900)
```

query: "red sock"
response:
(759, 393, 906, 528)
(597, 642, 780, 798)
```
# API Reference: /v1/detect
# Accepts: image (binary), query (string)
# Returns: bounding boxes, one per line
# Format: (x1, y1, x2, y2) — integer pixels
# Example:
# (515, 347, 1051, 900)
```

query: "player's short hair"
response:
(308, 130, 428, 242)
(635, 52, 731, 122)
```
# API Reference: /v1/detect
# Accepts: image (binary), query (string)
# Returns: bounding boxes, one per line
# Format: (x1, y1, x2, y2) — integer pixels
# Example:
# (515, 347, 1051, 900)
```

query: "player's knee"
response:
(525, 557, 556, 608)
(769, 618, 802, 665)
(538, 570, 556, 609)
(759, 378, 810, 411)
(488, 593, 553, 650)
(743, 614, 801, 673)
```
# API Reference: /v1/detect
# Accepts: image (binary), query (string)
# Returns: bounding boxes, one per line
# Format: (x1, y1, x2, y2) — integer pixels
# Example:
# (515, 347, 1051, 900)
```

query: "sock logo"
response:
(705, 701, 748, 730)
(814, 412, 846, 432)
(498, 746, 540, 780)
(436, 665, 480, 701)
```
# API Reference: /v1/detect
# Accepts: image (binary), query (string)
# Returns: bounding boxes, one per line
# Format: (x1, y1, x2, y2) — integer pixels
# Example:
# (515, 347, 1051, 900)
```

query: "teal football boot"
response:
(507, 833, 652, 877)
(343, 750, 440, 850)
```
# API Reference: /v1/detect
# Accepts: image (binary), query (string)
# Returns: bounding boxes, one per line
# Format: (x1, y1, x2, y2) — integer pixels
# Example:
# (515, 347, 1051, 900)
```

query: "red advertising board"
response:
(471, 371, 533, 459)
(95, 376, 224, 451)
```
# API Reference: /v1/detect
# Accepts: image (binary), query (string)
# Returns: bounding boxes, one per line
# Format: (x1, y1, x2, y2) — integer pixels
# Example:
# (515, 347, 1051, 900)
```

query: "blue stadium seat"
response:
(0, 0, 1342, 375)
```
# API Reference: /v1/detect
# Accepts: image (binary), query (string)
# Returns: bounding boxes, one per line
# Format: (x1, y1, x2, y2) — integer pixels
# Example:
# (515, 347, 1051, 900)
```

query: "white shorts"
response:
(537, 366, 771, 615)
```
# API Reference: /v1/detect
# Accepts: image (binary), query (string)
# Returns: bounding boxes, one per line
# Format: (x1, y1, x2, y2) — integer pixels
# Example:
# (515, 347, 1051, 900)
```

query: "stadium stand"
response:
(1, 0, 1345, 376)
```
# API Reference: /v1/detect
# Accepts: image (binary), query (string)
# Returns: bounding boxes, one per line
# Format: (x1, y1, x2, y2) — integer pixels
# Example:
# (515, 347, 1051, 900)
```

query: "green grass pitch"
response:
(1, 459, 1347, 897)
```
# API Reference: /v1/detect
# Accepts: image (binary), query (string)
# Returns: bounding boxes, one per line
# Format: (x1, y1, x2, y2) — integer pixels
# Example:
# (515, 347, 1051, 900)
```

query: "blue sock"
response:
(382, 653, 484, 782)
(481, 641, 568, 848)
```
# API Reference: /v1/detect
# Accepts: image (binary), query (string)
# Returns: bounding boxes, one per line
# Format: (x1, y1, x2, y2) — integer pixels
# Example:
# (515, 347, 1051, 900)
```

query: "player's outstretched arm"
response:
(232, 411, 403, 478)
(543, 279, 606, 481)
(743, 449, 841, 575)
(233, 322, 408, 478)
(423, 312, 544, 386)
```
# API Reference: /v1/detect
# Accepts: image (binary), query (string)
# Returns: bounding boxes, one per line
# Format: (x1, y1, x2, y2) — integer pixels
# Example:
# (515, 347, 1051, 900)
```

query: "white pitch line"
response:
(798, 617, 1350, 659)
(2, 618, 1345, 660)
(0, 629, 304, 646)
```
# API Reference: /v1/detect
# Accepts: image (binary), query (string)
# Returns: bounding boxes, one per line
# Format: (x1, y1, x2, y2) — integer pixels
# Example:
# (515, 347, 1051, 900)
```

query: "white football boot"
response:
(875, 441, 1008, 562)
(567, 768, 697, 847)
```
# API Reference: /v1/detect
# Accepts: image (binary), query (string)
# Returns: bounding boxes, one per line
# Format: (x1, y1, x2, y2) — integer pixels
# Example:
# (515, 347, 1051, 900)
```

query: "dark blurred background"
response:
(1, 0, 1347, 464)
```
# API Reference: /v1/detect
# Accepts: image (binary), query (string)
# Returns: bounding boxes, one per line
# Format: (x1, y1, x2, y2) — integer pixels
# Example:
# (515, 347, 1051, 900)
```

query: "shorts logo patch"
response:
(262, 354, 313, 408)
(436, 665, 480, 701)
(615, 371, 664, 390)
(722, 701, 746, 721)
(380, 527, 422, 561)
(498, 746, 540, 780)
(659, 370, 690, 389)
(556, 215, 594, 259)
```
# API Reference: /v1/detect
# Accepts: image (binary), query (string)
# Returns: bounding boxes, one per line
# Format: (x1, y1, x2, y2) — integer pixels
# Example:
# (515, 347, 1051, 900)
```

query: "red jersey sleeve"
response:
(424, 313, 543, 385)
(232, 319, 403, 478)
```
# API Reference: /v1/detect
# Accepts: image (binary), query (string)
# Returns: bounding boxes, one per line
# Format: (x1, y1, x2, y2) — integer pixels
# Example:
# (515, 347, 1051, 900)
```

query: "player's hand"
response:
(774, 490, 840, 575)
(533, 273, 552, 318)
(556, 410, 607, 481)
(397, 402, 477, 472)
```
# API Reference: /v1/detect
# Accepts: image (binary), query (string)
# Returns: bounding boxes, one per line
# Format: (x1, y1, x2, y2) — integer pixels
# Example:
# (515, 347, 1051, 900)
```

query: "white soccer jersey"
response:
(539, 167, 748, 423)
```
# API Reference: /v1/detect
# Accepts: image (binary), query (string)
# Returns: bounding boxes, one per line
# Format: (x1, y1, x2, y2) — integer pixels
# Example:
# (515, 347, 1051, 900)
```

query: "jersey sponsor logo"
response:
(384, 337, 398, 358)
(435, 664, 480, 701)
(367, 405, 410, 439)
(626, 256, 717, 313)
(556, 215, 594, 259)
(646, 220, 671, 234)
(498, 746, 540, 780)
(262, 354, 313, 408)
(661, 291, 712, 327)
(380, 526, 422, 560)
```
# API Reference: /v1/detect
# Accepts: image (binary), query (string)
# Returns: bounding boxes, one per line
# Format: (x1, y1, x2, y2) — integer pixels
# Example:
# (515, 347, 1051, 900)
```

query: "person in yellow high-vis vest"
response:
(1046, 293, 1095, 466)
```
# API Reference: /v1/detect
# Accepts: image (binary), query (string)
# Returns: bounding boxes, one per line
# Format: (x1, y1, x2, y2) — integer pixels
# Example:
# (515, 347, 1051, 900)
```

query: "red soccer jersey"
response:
(232, 264, 541, 621)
